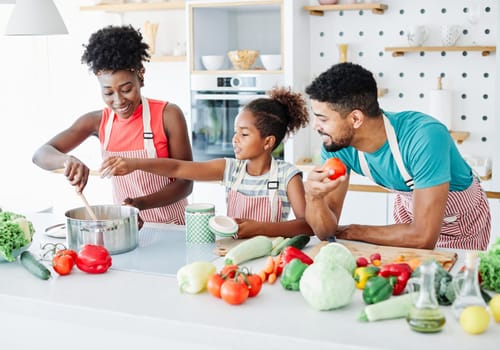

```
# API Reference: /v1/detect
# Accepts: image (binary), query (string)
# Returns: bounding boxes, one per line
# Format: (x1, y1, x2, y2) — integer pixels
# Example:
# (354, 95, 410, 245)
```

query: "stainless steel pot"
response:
(65, 205, 139, 255)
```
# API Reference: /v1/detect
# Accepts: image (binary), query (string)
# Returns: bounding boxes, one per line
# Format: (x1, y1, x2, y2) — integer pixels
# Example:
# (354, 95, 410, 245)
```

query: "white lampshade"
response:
(6, 0, 68, 36)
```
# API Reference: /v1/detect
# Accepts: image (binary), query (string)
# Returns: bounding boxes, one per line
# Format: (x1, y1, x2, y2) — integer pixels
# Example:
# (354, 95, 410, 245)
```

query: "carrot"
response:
(273, 255, 281, 277)
(263, 256, 275, 274)
(258, 270, 267, 283)
(267, 272, 277, 284)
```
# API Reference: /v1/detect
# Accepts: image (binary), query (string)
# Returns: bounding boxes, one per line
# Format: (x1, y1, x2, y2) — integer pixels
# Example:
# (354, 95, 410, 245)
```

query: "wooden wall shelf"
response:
(304, 3, 388, 16)
(450, 131, 470, 144)
(80, 1, 185, 12)
(385, 46, 496, 57)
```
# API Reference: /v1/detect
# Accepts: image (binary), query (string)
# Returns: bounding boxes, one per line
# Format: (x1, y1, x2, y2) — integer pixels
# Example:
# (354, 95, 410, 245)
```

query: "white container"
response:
(201, 55, 224, 70)
(208, 216, 238, 238)
(260, 54, 282, 70)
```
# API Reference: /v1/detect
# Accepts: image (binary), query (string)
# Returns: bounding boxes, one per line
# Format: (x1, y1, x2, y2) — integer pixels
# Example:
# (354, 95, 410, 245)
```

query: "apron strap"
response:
(358, 114, 414, 190)
(231, 158, 280, 222)
(102, 97, 157, 159)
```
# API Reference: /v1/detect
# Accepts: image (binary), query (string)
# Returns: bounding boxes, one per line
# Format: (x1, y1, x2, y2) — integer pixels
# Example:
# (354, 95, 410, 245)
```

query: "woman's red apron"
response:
(102, 97, 187, 224)
(226, 158, 283, 222)
(359, 115, 490, 250)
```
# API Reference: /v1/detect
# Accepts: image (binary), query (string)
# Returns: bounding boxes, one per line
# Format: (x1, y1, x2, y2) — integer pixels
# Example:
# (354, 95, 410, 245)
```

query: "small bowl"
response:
(208, 216, 238, 238)
(318, 0, 339, 4)
(227, 50, 259, 70)
(201, 55, 224, 70)
(260, 54, 282, 70)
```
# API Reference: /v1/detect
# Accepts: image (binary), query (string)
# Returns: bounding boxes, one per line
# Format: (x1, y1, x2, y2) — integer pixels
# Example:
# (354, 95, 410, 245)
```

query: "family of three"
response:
(33, 25, 491, 250)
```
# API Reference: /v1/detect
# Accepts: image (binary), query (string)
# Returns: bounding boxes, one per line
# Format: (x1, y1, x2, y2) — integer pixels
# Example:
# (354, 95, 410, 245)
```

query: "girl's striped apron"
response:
(102, 97, 187, 224)
(358, 115, 490, 250)
(227, 158, 283, 222)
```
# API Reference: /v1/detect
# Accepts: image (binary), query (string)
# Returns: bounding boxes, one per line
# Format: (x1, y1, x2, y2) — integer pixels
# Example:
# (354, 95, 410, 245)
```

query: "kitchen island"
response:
(0, 213, 498, 350)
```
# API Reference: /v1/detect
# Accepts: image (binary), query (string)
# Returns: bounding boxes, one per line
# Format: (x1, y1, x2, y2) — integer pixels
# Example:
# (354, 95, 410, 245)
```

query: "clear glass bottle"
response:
(451, 251, 486, 319)
(406, 260, 446, 333)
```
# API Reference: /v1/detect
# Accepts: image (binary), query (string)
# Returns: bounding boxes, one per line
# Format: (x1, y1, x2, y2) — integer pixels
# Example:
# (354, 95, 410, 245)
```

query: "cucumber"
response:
(271, 236, 284, 250)
(224, 235, 272, 265)
(358, 293, 415, 322)
(271, 237, 291, 256)
(20, 251, 51, 280)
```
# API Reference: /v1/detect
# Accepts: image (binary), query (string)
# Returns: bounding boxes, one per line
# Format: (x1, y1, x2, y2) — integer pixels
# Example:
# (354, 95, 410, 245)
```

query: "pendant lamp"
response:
(6, 0, 68, 36)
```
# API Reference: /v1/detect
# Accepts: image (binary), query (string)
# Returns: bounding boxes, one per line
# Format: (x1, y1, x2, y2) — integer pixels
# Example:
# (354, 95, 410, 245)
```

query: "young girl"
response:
(101, 87, 312, 238)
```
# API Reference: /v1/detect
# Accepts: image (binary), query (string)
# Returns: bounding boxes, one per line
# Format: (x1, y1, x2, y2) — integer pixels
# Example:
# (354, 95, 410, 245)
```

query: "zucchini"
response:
(224, 235, 272, 265)
(286, 234, 311, 250)
(358, 292, 415, 322)
(20, 251, 51, 280)
(271, 236, 284, 250)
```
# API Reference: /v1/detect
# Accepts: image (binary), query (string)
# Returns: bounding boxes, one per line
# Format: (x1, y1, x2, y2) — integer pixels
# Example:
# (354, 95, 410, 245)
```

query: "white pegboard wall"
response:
(308, 0, 497, 188)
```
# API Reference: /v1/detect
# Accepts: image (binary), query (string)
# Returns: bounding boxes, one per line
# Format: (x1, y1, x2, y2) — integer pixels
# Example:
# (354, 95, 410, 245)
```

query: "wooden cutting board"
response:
(308, 240, 458, 272)
(215, 238, 458, 272)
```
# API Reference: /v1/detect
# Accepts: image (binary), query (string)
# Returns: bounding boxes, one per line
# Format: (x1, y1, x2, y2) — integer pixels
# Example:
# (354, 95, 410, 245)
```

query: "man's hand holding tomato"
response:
(304, 158, 347, 200)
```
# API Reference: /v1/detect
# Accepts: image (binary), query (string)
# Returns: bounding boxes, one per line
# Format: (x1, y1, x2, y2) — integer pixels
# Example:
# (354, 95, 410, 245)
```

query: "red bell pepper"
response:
(378, 262, 412, 295)
(76, 244, 112, 274)
(277, 246, 313, 276)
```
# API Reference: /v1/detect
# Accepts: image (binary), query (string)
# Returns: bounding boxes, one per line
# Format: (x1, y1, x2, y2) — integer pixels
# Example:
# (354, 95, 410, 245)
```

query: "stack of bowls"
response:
(201, 55, 224, 70)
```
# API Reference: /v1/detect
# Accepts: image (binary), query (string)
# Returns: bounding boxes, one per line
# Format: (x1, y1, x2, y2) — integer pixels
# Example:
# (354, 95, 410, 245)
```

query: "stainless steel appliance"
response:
(190, 73, 284, 160)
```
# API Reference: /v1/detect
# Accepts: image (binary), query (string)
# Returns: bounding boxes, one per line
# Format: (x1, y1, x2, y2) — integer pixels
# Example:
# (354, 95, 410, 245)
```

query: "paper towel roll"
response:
(429, 89, 452, 130)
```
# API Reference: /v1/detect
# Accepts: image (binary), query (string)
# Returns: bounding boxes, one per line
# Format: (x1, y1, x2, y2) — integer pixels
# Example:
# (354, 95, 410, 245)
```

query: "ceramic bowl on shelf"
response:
(201, 55, 224, 70)
(317, 0, 339, 4)
(260, 54, 282, 70)
(227, 50, 259, 70)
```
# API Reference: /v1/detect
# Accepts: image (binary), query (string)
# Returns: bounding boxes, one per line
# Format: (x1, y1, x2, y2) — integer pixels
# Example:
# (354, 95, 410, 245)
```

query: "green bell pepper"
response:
(362, 275, 395, 304)
(280, 258, 309, 291)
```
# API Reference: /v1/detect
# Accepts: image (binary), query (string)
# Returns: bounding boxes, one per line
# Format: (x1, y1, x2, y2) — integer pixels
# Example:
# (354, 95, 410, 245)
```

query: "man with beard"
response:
(303, 63, 490, 250)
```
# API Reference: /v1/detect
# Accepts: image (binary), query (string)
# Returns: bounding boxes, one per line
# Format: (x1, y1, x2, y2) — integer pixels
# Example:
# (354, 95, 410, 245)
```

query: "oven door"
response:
(190, 91, 265, 161)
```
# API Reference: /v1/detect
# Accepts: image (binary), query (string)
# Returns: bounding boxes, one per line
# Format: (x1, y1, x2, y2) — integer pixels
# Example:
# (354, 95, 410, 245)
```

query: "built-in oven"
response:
(190, 73, 284, 161)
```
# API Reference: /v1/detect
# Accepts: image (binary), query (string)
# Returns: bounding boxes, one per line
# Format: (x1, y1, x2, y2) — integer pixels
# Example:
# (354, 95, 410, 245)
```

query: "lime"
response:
(488, 294, 500, 323)
(459, 305, 490, 334)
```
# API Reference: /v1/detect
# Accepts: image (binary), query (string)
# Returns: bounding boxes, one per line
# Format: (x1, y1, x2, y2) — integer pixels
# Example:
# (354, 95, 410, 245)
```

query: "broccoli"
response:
(0, 211, 34, 262)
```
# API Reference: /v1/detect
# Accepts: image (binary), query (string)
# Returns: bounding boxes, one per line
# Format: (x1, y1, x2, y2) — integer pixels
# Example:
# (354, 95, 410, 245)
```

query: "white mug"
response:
(440, 25, 461, 46)
(407, 25, 428, 47)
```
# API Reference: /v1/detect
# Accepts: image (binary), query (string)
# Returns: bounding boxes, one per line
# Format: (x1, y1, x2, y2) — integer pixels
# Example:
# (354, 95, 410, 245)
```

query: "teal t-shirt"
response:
(321, 111, 473, 192)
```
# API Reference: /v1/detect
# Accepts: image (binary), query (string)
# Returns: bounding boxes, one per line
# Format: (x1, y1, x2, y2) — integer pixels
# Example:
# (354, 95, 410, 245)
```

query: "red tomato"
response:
(57, 249, 78, 262)
(52, 254, 75, 276)
(323, 158, 347, 180)
(220, 280, 249, 305)
(220, 264, 239, 279)
(238, 273, 263, 298)
(207, 273, 225, 298)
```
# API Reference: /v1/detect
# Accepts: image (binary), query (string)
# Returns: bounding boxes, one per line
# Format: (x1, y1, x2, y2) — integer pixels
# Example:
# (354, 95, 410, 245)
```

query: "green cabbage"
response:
(299, 262, 355, 311)
(313, 242, 356, 275)
(0, 211, 34, 262)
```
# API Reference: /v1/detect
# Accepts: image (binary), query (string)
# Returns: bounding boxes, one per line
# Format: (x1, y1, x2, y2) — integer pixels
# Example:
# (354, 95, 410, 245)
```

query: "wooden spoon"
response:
(78, 192, 98, 221)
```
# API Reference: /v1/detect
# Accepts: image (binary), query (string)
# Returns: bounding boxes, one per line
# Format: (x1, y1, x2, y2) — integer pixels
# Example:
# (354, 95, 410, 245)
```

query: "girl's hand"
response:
(64, 157, 89, 193)
(233, 218, 260, 239)
(100, 157, 135, 177)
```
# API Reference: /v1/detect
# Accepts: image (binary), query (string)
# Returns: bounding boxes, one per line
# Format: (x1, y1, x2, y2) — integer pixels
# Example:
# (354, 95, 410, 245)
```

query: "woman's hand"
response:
(100, 157, 136, 177)
(122, 197, 144, 230)
(64, 157, 89, 193)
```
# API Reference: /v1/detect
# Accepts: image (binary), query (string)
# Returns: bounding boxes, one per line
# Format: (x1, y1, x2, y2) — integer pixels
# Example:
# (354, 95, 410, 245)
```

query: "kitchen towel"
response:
(429, 85, 453, 131)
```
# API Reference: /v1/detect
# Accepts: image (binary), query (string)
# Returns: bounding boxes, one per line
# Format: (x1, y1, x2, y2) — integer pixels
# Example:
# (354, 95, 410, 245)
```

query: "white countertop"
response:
(0, 213, 498, 350)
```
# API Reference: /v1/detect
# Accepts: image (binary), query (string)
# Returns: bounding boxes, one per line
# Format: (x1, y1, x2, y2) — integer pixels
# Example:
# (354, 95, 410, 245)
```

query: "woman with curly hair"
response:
(101, 87, 313, 239)
(32, 25, 193, 225)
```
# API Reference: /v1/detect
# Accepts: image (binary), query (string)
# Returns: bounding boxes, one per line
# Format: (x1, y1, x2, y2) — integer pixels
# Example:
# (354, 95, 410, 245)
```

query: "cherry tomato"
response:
(238, 273, 263, 298)
(207, 273, 225, 298)
(323, 158, 347, 180)
(356, 256, 369, 267)
(220, 280, 249, 305)
(220, 264, 239, 279)
(370, 253, 382, 263)
(52, 254, 75, 276)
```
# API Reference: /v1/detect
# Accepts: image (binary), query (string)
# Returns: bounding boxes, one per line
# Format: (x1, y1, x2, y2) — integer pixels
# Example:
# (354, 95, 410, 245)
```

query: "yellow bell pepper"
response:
(353, 266, 380, 289)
